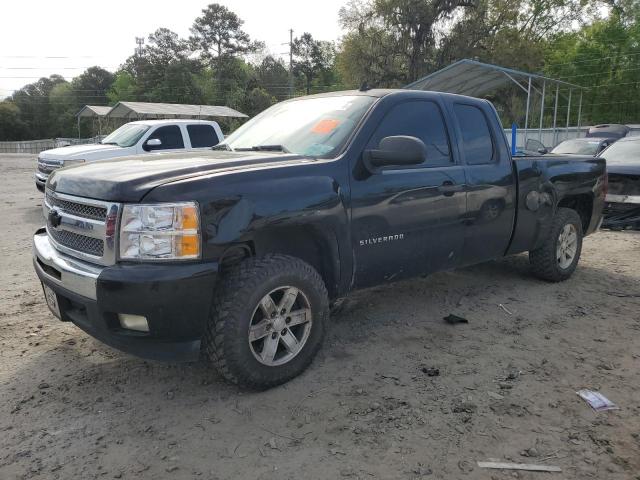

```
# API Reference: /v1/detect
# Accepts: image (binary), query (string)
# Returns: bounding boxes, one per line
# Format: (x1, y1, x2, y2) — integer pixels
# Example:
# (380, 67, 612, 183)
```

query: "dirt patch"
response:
(1, 154, 639, 479)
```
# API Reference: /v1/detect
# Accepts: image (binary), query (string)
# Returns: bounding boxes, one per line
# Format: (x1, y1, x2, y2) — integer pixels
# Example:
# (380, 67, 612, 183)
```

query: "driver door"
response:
(349, 98, 467, 288)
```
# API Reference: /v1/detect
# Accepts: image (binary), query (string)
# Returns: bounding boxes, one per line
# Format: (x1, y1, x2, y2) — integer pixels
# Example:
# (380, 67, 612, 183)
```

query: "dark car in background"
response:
(600, 136, 640, 229)
(548, 124, 630, 157)
(550, 137, 613, 156)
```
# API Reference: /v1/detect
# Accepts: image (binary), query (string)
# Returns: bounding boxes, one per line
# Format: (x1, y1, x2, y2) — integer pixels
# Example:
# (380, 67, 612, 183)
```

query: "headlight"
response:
(119, 202, 200, 260)
(63, 159, 85, 167)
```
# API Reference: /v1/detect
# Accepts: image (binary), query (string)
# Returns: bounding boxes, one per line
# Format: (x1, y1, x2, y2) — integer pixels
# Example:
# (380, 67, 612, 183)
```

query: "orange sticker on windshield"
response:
(312, 119, 340, 134)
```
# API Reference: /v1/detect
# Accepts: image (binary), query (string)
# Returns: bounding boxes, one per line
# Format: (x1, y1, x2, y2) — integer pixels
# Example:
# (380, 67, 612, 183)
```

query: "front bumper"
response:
(33, 228, 218, 361)
(35, 172, 48, 191)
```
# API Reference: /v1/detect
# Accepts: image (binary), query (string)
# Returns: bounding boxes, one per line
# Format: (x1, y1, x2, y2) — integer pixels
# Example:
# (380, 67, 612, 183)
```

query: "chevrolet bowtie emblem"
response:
(48, 209, 62, 228)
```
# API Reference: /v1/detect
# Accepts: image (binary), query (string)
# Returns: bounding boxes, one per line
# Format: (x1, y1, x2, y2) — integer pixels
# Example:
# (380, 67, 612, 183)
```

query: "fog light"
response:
(118, 314, 149, 332)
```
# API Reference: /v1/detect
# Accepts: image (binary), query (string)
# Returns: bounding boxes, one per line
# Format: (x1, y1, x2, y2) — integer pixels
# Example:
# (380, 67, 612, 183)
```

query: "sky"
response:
(0, 0, 347, 98)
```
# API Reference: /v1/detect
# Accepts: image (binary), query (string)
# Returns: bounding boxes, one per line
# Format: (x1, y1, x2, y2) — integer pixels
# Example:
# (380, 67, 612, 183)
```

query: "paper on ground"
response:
(477, 461, 561, 472)
(576, 389, 619, 412)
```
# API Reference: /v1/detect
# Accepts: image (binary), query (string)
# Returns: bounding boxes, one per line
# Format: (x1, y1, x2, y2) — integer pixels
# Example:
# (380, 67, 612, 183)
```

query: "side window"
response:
(148, 125, 184, 150)
(187, 124, 219, 148)
(368, 100, 452, 166)
(453, 104, 494, 165)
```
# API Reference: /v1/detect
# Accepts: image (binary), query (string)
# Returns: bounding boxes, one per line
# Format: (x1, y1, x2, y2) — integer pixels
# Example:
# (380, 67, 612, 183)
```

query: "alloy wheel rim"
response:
(556, 223, 578, 269)
(248, 286, 313, 366)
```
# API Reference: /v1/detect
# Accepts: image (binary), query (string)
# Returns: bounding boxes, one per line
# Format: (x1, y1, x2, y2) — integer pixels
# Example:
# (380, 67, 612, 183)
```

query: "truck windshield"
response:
(101, 124, 150, 147)
(221, 95, 376, 157)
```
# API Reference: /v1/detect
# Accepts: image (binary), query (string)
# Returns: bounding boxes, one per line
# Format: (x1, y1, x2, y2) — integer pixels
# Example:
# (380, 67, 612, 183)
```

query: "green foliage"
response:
(190, 3, 262, 63)
(292, 33, 336, 94)
(2, 0, 639, 140)
(0, 101, 28, 140)
(545, 9, 640, 124)
(107, 72, 137, 104)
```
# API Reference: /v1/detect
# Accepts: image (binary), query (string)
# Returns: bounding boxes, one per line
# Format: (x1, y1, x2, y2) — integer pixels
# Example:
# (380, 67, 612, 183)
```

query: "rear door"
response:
(186, 124, 221, 150)
(447, 100, 516, 265)
(349, 97, 467, 288)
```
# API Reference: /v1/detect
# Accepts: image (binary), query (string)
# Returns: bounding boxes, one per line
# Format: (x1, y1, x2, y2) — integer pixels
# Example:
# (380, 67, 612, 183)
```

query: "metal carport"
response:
(106, 101, 247, 120)
(405, 59, 584, 147)
(75, 105, 112, 137)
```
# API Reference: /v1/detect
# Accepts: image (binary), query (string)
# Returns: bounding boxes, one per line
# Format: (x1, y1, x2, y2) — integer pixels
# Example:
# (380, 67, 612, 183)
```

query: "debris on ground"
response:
(477, 461, 561, 472)
(421, 367, 440, 377)
(576, 389, 619, 412)
(498, 303, 514, 315)
(443, 314, 468, 324)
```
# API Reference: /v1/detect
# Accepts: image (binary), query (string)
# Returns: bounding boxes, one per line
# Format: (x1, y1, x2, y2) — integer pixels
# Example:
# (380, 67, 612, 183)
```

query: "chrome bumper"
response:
(33, 230, 103, 300)
(35, 171, 48, 184)
(605, 194, 640, 205)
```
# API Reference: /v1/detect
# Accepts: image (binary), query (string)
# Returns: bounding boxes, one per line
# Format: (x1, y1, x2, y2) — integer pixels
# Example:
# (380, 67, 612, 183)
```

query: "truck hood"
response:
(48, 150, 316, 202)
(39, 143, 129, 160)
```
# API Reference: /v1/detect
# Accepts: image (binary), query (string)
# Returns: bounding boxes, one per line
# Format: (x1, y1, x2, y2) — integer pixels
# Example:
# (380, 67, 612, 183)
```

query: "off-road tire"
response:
(529, 207, 583, 282)
(204, 254, 328, 389)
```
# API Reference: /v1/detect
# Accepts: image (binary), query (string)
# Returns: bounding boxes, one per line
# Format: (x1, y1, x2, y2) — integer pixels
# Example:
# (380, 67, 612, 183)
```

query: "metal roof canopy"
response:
(76, 105, 111, 118)
(106, 101, 247, 120)
(405, 59, 586, 147)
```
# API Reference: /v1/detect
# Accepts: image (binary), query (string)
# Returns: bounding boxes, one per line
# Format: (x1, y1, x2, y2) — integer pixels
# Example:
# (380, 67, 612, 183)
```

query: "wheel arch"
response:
(219, 225, 342, 299)
(557, 193, 593, 233)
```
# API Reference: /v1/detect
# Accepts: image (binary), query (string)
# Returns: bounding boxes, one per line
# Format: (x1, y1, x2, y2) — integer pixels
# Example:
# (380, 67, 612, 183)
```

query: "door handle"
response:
(438, 181, 462, 196)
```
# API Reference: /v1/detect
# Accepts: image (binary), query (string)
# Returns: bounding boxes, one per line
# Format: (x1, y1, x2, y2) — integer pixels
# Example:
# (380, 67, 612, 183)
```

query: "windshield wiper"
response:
(100, 141, 119, 146)
(235, 144, 291, 153)
(211, 143, 233, 151)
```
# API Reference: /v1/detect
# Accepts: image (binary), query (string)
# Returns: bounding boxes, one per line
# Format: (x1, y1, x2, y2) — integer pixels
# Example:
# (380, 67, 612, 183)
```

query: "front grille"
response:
(45, 191, 107, 221)
(44, 190, 119, 266)
(48, 228, 104, 256)
(38, 160, 62, 174)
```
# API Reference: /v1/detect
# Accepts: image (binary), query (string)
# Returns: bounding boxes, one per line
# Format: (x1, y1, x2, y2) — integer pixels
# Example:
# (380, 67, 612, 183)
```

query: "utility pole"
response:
(135, 37, 145, 56)
(289, 29, 294, 99)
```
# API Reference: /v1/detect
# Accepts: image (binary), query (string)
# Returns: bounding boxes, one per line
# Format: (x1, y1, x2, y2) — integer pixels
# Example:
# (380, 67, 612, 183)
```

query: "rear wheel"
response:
(529, 207, 583, 282)
(204, 254, 328, 389)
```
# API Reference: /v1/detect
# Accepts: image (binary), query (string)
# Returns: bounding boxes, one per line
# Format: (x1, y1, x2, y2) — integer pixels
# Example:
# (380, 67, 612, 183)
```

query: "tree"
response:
(241, 87, 277, 117)
(107, 71, 137, 103)
(545, 9, 640, 124)
(190, 4, 262, 62)
(11, 75, 67, 139)
(255, 55, 290, 99)
(292, 33, 335, 94)
(71, 66, 115, 108)
(0, 102, 28, 140)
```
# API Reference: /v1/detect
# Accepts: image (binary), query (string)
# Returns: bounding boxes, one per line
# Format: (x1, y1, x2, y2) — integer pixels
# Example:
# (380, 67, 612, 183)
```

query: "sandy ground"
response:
(0, 154, 639, 480)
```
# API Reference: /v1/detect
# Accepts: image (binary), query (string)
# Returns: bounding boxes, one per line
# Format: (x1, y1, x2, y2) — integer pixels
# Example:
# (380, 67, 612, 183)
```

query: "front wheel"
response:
(204, 254, 328, 389)
(529, 207, 584, 282)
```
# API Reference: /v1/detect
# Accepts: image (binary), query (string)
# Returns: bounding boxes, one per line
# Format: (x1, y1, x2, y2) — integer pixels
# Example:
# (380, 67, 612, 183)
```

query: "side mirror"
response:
(364, 135, 426, 169)
(537, 147, 548, 154)
(144, 138, 162, 151)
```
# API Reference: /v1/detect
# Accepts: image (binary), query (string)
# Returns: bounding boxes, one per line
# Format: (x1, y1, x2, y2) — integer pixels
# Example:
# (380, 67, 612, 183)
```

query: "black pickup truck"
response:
(34, 89, 606, 388)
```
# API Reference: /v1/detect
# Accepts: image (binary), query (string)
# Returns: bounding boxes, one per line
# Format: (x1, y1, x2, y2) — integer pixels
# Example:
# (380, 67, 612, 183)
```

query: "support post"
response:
(552, 84, 559, 146)
(523, 76, 532, 147)
(289, 28, 294, 99)
(538, 80, 546, 145)
(511, 123, 517, 156)
(77, 117, 81, 139)
(565, 89, 572, 142)
(576, 90, 583, 138)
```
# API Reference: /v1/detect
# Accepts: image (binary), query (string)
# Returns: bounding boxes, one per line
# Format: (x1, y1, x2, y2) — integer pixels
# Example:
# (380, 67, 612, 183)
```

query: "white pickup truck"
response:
(35, 119, 224, 191)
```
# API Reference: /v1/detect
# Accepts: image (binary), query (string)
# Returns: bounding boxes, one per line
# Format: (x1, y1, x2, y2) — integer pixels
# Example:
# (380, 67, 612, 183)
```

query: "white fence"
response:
(0, 136, 105, 154)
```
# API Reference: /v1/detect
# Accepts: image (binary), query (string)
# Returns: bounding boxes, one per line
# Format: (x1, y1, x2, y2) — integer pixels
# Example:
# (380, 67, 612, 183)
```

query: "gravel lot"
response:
(1, 154, 639, 480)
